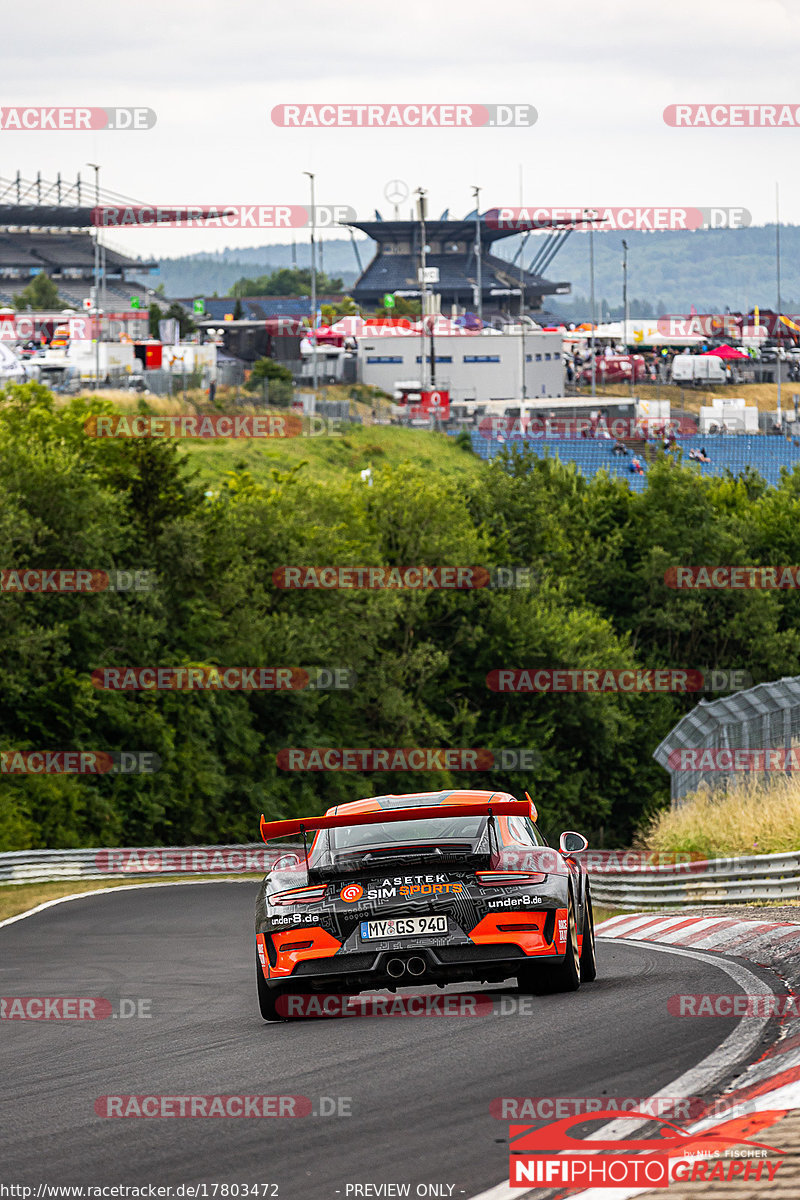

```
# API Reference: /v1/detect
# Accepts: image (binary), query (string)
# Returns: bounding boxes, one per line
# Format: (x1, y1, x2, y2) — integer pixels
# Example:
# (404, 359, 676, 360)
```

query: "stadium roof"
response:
(347, 217, 573, 246)
(0, 231, 154, 273)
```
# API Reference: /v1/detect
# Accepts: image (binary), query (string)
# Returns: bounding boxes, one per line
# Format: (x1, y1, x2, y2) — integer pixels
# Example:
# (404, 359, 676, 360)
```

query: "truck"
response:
(671, 355, 728, 385)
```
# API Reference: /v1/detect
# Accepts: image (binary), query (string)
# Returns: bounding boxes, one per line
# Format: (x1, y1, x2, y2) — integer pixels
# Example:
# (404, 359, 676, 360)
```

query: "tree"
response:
(149, 301, 196, 339)
(246, 357, 293, 404)
(148, 302, 163, 339)
(13, 273, 61, 311)
(233, 297, 244, 320)
(320, 296, 358, 323)
(370, 296, 421, 318)
(228, 268, 344, 298)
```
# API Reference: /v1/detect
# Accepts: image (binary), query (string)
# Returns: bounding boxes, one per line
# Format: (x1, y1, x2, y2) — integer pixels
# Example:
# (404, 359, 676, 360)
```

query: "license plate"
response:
(360, 915, 448, 939)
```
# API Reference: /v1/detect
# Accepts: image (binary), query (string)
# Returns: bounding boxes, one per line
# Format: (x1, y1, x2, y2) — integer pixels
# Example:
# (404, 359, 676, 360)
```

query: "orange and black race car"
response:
(254, 789, 596, 1021)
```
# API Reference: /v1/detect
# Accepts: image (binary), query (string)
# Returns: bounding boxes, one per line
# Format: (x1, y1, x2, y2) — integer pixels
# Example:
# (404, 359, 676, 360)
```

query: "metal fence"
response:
(653, 676, 800, 805)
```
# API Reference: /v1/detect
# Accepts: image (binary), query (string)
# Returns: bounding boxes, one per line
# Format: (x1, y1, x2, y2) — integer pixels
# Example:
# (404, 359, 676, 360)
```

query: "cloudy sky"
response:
(4, 0, 800, 259)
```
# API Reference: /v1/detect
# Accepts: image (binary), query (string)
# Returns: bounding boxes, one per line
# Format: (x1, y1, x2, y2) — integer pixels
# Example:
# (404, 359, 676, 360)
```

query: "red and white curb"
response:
(598, 913, 800, 1112)
(469, 912, 800, 1200)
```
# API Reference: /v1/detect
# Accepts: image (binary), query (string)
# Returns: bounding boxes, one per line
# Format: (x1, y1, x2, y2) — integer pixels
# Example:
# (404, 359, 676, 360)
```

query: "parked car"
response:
(577, 354, 646, 385)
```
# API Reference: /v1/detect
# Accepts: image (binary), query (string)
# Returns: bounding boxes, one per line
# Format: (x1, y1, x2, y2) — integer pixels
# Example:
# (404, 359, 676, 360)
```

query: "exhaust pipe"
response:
(386, 957, 406, 979)
(406, 956, 427, 977)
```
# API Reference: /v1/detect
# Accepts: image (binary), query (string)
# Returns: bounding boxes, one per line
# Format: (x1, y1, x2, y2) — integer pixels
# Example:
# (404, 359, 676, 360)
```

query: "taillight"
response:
(269, 885, 327, 906)
(475, 871, 547, 887)
(279, 940, 315, 952)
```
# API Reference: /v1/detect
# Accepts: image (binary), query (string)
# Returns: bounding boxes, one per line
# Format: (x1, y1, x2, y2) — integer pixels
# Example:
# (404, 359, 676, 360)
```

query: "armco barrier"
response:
(2, 844, 797, 905)
(588, 850, 800, 908)
(0, 844, 300, 885)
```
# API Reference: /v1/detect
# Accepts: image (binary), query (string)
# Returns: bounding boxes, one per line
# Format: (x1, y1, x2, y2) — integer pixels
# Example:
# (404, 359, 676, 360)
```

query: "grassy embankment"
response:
(641, 774, 800, 859)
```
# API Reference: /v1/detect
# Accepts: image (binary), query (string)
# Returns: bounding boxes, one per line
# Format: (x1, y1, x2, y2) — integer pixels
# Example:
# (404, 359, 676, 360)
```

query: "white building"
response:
(357, 330, 564, 403)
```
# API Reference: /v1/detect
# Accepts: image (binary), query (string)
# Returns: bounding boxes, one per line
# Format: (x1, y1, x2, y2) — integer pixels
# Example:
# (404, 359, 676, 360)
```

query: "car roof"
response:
(324, 789, 517, 817)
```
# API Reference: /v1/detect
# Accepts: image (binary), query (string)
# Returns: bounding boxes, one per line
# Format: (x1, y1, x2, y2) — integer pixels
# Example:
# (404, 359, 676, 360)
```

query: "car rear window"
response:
(330, 815, 486, 852)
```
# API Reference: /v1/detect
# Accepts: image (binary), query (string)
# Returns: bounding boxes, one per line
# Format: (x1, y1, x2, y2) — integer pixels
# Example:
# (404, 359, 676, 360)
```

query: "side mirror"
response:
(559, 831, 588, 855)
(271, 853, 301, 871)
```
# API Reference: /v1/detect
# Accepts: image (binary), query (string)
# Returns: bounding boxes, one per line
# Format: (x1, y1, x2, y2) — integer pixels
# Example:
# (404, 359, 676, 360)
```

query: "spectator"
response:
(630, 455, 644, 474)
(612, 439, 628, 455)
(688, 448, 698, 461)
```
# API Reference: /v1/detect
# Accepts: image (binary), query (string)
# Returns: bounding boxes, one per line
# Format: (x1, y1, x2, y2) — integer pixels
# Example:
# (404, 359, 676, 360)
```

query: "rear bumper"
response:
(257, 907, 569, 991)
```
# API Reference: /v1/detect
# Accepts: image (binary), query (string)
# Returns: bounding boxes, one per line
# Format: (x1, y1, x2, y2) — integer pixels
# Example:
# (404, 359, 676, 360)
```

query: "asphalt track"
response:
(0, 883, 772, 1198)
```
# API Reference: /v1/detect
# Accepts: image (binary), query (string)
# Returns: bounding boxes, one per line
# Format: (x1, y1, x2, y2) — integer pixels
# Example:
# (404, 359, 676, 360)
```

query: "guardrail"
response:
(587, 850, 800, 908)
(0, 844, 295, 886)
(3, 844, 796, 906)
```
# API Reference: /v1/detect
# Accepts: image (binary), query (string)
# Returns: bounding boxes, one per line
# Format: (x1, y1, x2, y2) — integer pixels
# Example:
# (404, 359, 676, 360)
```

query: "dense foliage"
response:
(229, 268, 344, 298)
(3, 383, 800, 851)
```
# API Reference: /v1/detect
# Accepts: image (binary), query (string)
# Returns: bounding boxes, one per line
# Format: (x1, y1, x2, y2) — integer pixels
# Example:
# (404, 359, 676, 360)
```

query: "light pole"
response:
(520, 231, 529, 399)
(776, 182, 782, 425)
(622, 239, 633, 398)
(585, 209, 597, 396)
(416, 187, 428, 388)
(472, 185, 482, 323)
(303, 171, 317, 393)
(87, 162, 101, 387)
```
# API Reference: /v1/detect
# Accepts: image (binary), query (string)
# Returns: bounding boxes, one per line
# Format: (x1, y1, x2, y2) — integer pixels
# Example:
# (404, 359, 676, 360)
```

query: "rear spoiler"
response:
(260, 797, 536, 844)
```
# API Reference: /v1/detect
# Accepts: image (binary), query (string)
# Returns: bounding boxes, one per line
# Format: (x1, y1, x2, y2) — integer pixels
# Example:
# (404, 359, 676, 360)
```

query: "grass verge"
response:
(641, 774, 800, 858)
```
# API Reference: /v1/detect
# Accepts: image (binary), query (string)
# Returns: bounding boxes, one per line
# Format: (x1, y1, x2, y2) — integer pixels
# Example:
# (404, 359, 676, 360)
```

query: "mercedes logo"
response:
(384, 179, 409, 205)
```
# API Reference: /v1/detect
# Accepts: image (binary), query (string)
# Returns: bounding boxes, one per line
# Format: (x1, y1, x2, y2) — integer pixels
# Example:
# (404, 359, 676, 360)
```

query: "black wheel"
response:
(580, 888, 597, 983)
(517, 896, 581, 994)
(256, 951, 287, 1021)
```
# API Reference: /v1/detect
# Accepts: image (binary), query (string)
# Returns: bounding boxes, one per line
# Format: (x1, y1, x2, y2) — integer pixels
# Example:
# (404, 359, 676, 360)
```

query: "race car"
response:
(254, 789, 596, 1021)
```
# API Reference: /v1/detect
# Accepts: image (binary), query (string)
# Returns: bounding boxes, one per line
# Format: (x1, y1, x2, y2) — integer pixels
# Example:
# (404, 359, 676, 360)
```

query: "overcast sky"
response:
(4, 0, 800, 260)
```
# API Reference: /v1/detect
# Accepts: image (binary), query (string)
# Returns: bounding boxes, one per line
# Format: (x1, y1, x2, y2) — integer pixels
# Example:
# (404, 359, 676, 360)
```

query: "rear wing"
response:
(260, 797, 536, 844)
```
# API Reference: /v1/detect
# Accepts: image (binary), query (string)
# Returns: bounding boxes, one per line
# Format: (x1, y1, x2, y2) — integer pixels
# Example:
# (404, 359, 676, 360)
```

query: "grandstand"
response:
(348, 214, 571, 317)
(467, 432, 800, 491)
(0, 172, 161, 310)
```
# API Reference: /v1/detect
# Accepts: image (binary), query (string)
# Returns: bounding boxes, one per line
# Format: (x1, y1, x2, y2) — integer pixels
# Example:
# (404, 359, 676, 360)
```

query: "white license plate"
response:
(360, 915, 448, 939)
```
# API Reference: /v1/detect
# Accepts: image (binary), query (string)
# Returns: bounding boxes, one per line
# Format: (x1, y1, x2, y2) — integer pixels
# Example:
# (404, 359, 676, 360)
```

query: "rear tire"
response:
(517, 896, 581, 994)
(580, 889, 597, 983)
(256, 951, 287, 1021)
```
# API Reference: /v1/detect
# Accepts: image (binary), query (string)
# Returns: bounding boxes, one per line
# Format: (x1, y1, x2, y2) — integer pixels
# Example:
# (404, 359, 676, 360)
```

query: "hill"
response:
(147, 225, 800, 317)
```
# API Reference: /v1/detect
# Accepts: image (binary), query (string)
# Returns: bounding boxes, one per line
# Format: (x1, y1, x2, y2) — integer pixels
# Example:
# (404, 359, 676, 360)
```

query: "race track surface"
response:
(0, 883, 764, 1198)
